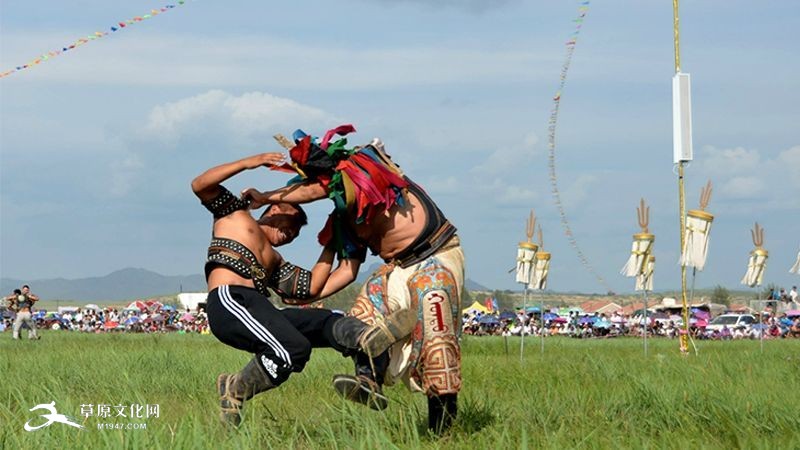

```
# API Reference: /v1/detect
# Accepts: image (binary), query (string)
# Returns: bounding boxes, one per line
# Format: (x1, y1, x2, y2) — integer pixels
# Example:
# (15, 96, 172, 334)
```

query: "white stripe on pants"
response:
(217, 285, 292, 365)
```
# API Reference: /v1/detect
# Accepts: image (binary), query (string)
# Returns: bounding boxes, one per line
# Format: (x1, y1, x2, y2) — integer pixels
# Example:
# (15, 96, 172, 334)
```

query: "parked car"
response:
(705, 314, 756, 332)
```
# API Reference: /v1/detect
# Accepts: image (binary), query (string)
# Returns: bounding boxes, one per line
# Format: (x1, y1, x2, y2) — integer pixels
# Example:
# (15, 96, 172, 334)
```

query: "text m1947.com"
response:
(97, 423, 147, 431)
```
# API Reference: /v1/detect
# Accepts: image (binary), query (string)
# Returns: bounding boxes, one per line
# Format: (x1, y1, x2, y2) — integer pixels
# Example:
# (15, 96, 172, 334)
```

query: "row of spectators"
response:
(462, 311, 800, 340)
(0, 302, 210, 335)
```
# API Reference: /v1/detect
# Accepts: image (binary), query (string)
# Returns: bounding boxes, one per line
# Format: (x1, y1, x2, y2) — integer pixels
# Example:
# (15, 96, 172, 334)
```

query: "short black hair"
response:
(262, 204, 308, 227)
(13, 289, 21, 295)
(22, 285, 30, 289)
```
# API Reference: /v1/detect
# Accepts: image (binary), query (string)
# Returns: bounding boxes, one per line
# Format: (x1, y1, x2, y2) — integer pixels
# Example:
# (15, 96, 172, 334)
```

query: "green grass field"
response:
(1, 332, 798, 449)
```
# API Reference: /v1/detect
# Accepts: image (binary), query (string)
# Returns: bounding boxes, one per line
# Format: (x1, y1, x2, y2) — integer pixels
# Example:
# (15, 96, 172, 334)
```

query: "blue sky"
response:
(1, 0, 798, 294)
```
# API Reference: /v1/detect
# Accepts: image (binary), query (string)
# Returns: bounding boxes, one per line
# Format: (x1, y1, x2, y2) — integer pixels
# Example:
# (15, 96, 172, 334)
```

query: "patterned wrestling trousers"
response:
(350, 236, 465, 396)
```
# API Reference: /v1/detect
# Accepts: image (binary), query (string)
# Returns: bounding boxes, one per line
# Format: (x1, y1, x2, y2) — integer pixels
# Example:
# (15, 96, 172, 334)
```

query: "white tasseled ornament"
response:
(680, 209, 714, 270)
(790, 250, 800, 274)
(516, 242, 538, 285)
(621, 233, 654, 277)
(635, 256, 655, 292)
(529, 251, 551, 291)
(741, 249, 768, 288)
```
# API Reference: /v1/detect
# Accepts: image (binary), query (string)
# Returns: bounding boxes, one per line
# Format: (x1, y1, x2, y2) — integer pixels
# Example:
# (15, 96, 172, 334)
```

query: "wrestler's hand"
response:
(241, 188, 269, 209)
(241, 152, 286, 170)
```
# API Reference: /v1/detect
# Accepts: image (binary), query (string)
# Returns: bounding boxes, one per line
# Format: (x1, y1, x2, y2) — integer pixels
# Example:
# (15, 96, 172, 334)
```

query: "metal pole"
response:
(643, 289, 649, 356)
(673, 0, 690, 356)
(758, 288, 764, 354)
(688, 267, 699, 355)
(520, 287, 527, 363)
(678, 163, 690, 354)
(541, 292, 545, 355)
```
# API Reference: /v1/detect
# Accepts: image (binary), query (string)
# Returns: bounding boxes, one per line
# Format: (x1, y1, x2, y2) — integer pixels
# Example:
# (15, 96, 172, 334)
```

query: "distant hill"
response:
(0, 268, 206, 302)
(465, 278, 490, 291)
(1, 265, 492, 303)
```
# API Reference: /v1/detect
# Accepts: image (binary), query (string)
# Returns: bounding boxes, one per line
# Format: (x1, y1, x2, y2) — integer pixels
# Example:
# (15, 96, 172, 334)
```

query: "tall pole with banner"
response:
(672, 0, 694, 355)
(621, 199, 655, 356)
(680, 181, 714, 353)
(515, 210, 537, 363)
(530, 225, 551, 355)
(742, 223, 768, 353)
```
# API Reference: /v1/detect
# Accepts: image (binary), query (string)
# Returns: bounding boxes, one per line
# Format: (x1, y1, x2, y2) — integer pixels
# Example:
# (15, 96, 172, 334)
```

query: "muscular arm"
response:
(316, 258, 360, 299)
(278, 247, 360, 305)
(305, 246, 360, 297)
(191, 153, 286, 202)
(241, 181, 327, 208)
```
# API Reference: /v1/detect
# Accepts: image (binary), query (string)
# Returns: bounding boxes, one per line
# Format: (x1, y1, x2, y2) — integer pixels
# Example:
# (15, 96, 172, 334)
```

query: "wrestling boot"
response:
(217, 358, 274, 427)
(428, 393, 458, 434)
(331, 309, 418, 358)
(332, 351, 390, 410)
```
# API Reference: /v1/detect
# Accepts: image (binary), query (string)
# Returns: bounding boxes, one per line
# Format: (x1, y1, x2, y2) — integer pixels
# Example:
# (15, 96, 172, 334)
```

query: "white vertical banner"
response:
(635, 256, 655, 292)
(621, 233, 655, 278)
(741, 249, 768, 288)
(529, 252, 551, 291)
(680, 210, 714, 271)
(516, 242, 538, 285)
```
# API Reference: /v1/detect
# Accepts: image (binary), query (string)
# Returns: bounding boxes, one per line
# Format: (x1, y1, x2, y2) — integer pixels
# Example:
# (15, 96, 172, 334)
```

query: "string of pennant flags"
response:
(0, 1, 190, 79)
(546, 1, 614, 292)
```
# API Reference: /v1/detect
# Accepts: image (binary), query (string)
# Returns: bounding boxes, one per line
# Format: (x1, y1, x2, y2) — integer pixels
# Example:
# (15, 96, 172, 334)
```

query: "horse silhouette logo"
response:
(24, 401, 85, 431)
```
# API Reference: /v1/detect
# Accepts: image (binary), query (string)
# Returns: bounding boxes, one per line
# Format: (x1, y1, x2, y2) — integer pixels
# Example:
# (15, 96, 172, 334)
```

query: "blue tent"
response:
(543, 312, 559, 321)
(499, 311, 516, 320)
(479, 315, 500, 325)
(525, 306, 540, 313)
(593, 319, 611, 329)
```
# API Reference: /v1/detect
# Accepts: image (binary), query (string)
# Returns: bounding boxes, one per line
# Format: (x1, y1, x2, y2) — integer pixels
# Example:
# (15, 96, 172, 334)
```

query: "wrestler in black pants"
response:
(206, 284, 354, 386)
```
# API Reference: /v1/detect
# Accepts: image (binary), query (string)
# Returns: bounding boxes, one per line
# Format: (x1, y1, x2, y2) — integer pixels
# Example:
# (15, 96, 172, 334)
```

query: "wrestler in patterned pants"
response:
(349, 237, 465, 432)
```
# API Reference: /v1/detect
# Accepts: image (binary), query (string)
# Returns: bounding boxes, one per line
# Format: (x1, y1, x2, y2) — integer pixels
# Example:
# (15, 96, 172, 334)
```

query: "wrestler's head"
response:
(257, 203, 308, 247)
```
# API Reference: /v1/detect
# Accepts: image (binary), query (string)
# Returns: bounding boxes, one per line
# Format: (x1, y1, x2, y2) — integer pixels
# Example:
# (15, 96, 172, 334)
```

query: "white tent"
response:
(177, 293, 208, 312)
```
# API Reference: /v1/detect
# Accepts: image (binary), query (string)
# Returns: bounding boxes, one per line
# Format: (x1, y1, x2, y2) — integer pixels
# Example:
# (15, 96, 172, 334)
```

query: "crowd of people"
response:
(1, 290, 210, 336)
(768, 285, 798, 304)
(462, 309, 800, 341)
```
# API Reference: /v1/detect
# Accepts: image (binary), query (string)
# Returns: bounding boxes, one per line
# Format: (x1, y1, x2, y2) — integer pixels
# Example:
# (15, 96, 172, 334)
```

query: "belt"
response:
(391, 224, 459, 269)
(206, 238, 271, 297)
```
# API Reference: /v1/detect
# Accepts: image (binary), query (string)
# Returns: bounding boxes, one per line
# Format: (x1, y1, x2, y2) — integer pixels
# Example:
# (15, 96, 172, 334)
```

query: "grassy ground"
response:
(1, 332, 798, 449)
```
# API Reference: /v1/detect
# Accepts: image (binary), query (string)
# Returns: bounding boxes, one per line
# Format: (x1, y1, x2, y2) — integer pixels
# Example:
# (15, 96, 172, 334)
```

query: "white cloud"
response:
(719, 176, 766, 199)
(499, 185, 539, 204)
(777, 145, 800, 189)
(365, 0, 519, 13)
(465, 132, 545, 204)
(695, 144, 800, 210)
(108, 153, 145, 197)
(0, 33, 553, 88)
(471, 131, 540, 175)
(474, 177, 540, 205)
(422, 176, 460, 195)
(698, 146, 761, 177)
(143, 90, 337, 146)
(560, 174, 598, 208)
